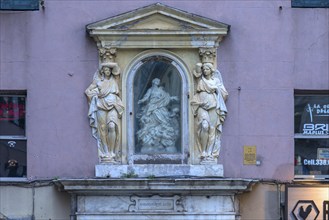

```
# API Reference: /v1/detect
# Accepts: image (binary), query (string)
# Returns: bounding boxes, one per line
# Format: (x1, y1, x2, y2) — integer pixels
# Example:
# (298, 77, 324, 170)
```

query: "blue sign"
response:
(0, 0, 39, 11)
(292, 0, 329, 8)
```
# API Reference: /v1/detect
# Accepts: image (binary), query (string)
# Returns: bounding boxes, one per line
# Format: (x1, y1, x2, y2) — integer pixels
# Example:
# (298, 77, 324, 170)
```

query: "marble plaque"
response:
(129, 195, 183, 212)
(139, 199, 174, 211)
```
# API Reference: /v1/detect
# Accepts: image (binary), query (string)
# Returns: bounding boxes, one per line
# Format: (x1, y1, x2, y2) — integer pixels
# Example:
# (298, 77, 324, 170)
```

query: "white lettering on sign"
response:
(303, 124, 329, 135)
(317, 108, 329, 114)
(307, 104, 329, 115)
(303, 159, 329, 166)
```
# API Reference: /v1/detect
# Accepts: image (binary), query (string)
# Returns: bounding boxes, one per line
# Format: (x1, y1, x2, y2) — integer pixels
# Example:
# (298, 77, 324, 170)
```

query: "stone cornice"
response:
(86, 3, 229, 49)
(54, 178, 257, 196)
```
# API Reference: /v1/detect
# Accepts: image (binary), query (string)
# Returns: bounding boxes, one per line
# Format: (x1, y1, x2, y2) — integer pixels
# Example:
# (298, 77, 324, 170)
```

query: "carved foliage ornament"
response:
(199, 48, 216, 64)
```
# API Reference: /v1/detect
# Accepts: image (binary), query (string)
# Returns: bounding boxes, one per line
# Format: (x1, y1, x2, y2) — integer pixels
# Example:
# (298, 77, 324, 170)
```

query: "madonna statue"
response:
(137, 78, 179, 154)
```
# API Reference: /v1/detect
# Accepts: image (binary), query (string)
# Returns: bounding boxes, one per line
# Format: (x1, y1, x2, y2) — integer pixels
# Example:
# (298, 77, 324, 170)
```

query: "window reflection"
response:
(0, 140, 27, 177)
(0, 94, 26, 177)
(0, 96, 26, 136)
(295, 139, 329, 176)
(294, 92, 329, 177)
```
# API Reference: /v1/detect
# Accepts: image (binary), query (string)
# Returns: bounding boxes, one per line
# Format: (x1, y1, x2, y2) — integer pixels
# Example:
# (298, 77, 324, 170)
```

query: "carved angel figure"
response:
(191, 63, 228, 164)
(137, 78, 179, 154)
(85, 63, 124, 163)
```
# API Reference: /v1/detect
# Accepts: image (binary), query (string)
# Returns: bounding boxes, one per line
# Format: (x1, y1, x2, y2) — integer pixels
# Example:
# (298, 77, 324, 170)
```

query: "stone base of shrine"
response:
(95, 164, 224, 178)
(55, 178, 256, 220)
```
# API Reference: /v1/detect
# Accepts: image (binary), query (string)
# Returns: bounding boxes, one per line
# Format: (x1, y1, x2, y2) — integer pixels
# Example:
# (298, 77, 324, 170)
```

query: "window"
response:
(0, 91, 27, 177)
(294, 90, 329, 178)
(292, 0, 329, 8)
(0, 0, 39, 10)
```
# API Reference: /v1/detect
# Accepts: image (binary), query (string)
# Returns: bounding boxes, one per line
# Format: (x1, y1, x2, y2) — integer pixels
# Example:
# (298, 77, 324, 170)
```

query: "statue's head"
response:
(202, 63, 215, 72)
(202, 63, 215, 77)
(100, 65, 110, 72)
(152, 78, 160, 86)
(98, 64, 113, 80)
(100, 65, 111, 76)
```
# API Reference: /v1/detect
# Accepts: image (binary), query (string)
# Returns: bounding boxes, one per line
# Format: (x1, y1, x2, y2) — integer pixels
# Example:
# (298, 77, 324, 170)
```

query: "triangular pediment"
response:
(86, 3, 230, 48)
(109, 13, 205, 31)
(87, 3, 229, 31)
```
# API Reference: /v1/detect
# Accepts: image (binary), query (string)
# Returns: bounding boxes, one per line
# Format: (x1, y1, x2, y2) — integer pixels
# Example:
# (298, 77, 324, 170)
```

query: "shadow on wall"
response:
(239, 183, 284, 220)
(272, 163, 294, 180)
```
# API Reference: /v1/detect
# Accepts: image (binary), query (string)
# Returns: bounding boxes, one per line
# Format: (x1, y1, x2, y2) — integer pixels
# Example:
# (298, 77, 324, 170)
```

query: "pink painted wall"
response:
(0, 1, 328, 180)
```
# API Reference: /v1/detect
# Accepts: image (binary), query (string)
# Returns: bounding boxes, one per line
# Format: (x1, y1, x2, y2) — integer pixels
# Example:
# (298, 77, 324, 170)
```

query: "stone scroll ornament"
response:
(85, 48, 124, 163)
(191, 48, 228, 164)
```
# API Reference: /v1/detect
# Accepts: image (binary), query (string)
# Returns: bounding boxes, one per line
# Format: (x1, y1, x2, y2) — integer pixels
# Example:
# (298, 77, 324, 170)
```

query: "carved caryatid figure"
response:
(85, 49, 124, 163)
(191, 62, 228, 164)
(137, 78, 179, 154)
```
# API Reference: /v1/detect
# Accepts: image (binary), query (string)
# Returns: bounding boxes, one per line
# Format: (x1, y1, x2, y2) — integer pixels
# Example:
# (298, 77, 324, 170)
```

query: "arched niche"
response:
(125, 52, 189, 164)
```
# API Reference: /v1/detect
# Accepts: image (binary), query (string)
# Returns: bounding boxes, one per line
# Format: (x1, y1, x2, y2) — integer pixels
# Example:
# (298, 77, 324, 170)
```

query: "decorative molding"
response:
(86, 3, 229, 48)
(199, 48, 217, 64)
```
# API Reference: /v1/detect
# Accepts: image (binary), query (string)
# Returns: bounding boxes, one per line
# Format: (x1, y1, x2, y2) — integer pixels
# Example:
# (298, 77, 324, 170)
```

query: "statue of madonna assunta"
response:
(137, 78, 180, 154)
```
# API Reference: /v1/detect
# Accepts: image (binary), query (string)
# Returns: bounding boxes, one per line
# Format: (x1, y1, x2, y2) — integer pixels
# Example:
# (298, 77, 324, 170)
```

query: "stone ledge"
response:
(76, 213, 237, 220)
(95, 164, 224, 178)
(54, 178, 256, 196)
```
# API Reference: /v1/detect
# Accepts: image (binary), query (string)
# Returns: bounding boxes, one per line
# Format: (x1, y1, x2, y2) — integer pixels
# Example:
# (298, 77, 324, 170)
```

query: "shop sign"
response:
(301, 104, 329, 135)
(318, 149, 329, 160)
(286, 185, 329, 220)
(292, 0, 329, 8)
(0, 0, 39, 11)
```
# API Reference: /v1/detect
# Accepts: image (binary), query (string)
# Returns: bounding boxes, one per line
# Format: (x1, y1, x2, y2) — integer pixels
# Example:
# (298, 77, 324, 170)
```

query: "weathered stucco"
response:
(0, 183, 70, 219)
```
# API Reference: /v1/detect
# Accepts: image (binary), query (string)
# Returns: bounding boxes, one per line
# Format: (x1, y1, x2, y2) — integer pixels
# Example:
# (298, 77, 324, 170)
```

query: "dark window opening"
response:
(0, 91, 27, 178)
(294, 90, 329, 178)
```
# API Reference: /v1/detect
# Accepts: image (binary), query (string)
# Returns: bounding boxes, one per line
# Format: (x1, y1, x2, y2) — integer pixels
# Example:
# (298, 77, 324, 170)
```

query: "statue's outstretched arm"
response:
(138, 89, 151, 104)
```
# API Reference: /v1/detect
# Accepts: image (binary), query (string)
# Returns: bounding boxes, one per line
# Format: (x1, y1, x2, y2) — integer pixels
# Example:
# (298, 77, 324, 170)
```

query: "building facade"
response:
(0, 1, 328, 219)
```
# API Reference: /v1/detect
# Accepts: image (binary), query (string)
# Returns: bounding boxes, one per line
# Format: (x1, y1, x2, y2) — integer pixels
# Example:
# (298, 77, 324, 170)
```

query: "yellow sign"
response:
(243, 146, 256, 165)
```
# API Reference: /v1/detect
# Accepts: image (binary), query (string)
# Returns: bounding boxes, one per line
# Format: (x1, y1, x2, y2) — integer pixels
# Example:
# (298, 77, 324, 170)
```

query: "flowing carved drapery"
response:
(85, 48, 124, 164)
(191, 48, 228, 164)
